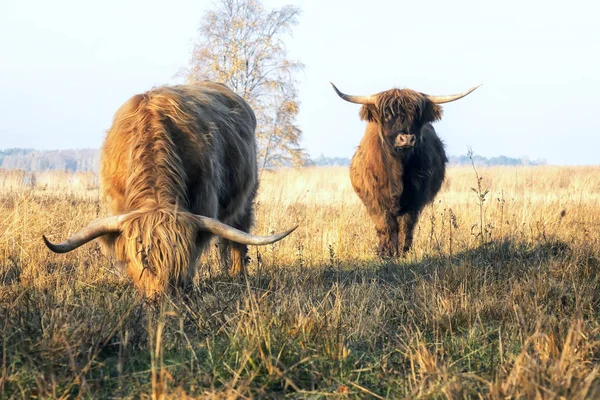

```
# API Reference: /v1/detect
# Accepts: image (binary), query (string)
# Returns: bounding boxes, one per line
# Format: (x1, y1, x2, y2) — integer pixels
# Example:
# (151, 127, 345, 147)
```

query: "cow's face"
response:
(379, 101, 424, 156)
(359, 90, 442, 156)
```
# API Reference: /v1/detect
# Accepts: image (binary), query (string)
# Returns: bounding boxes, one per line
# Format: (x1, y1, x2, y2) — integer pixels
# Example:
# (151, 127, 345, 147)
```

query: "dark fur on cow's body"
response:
(332, 84, 479, 258)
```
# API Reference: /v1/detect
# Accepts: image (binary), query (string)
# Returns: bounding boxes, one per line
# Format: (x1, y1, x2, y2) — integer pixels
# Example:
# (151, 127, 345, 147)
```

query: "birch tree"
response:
(181, 0, 308, 169)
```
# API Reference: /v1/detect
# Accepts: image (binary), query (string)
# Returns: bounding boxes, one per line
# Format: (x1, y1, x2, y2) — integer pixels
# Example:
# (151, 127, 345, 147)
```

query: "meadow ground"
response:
(0, 165, 599, 399)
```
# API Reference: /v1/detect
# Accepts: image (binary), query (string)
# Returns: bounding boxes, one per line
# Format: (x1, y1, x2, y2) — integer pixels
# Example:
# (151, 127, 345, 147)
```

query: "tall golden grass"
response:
(0, 165, 599, 398)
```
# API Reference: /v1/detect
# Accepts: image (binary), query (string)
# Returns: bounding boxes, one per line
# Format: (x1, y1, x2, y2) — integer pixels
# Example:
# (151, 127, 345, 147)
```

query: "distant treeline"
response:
(448, 154, 546, 167)
(0, 148, 546, 172)
(0, 148, 100, 173)
(311, 154, 547, 167)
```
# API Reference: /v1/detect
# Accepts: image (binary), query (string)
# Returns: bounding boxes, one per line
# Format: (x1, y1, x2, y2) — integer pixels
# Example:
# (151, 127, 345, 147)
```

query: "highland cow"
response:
(331, 82, 480, 258)
(43, 81, 296, 298)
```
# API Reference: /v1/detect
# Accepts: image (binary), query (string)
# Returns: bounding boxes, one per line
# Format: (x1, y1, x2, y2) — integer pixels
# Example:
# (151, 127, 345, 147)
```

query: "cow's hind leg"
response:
(219, 203, 254, 277)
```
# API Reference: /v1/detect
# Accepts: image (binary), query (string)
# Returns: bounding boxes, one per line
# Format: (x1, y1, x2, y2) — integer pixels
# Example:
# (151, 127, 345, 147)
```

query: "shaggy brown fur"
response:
(348, 88, 448, 258)
(97, 81, 259, 298)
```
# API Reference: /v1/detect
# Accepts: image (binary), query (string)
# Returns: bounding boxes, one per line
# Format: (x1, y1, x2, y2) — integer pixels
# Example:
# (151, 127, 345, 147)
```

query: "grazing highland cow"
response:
(331, 82, 480, 258)
(44, 81, 296, 298)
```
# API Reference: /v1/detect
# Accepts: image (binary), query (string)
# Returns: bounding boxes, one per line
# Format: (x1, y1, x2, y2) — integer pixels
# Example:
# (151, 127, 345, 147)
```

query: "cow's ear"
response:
(359, 105, 379, 122)
(419, 99, 443, 123)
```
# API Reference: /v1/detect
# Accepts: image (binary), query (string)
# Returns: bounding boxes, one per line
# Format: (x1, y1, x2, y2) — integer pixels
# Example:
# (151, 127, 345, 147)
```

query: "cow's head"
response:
(331, 83, 480, 156)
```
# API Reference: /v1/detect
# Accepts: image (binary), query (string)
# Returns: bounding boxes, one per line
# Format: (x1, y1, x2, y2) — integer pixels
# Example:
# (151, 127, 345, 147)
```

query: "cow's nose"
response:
(396, 134, 415, 147)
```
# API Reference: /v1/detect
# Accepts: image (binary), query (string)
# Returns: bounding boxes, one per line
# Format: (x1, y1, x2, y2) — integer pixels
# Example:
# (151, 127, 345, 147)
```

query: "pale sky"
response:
(1, 0, 599, 165)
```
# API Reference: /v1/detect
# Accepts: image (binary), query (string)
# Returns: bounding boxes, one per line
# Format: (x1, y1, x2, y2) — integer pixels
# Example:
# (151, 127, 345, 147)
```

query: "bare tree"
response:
(181, 0, 308, 169)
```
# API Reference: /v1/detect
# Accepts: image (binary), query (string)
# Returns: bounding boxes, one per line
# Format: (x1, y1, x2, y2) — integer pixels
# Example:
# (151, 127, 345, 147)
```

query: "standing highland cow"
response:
(43, 81, 296, 298)
(331, 82, 480, 258)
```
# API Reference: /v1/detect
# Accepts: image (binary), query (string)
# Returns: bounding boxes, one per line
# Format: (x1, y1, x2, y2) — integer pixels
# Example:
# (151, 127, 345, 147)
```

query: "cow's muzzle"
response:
(394, 134, 416, 153)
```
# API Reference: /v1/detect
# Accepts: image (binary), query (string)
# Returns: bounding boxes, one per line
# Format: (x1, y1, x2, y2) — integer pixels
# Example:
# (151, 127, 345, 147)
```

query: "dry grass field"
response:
(1, 165, 600, 398)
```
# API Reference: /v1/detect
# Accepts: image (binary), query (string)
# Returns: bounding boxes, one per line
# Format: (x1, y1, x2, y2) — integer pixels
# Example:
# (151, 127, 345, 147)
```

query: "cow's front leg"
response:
(373, 212, 399, 258)
(398, 210, 420, 255)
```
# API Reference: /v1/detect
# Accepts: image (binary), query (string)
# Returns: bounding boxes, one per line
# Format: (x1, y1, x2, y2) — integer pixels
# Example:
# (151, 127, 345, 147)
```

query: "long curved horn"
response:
(424, 84, 482, 104)
(43, 213, 133, 253)
(191, 215, 298, 245)
(44, 212, 297, 252)
(330, 82, 377, 105)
